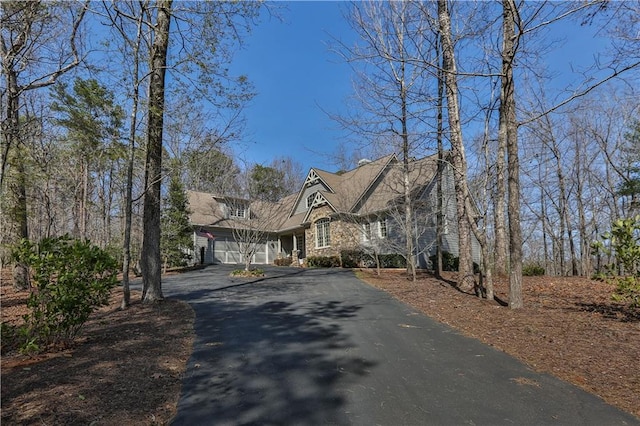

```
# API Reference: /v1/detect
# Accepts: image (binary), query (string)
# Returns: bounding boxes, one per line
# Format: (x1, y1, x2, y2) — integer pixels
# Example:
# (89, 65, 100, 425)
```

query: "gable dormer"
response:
(304, 170, 320, 186)
(306, 191, 328, 209)
(291, 169, 333, 216)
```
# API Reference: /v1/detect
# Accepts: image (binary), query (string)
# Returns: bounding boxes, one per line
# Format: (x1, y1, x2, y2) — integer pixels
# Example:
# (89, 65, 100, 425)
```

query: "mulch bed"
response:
(1, 276, 195, 426)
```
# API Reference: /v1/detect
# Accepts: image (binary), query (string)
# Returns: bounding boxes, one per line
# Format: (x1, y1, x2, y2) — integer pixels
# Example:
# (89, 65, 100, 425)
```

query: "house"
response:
(188, 152, 480, 268)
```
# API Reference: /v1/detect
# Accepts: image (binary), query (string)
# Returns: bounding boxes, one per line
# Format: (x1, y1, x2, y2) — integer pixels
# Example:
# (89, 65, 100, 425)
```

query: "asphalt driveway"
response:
(162, 265, 639, 426)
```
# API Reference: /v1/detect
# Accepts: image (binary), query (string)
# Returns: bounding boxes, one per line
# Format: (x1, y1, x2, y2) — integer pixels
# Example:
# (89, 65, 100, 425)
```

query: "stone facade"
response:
(305, 206, 362, 258)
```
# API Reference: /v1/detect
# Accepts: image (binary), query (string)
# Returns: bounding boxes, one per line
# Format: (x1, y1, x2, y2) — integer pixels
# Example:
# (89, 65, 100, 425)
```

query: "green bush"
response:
(379, 253, 407, 268)
(591, 216, 640, 308)
(430, 251, 457, 271)
(429, 251, 480, 273)
(522, 263, 545, 276)
(12, 236, 119, 351)
(306, 255, 341, 268)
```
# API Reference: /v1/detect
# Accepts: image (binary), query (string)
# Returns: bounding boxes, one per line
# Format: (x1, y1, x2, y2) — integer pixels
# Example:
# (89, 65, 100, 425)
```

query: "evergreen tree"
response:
(160, 175, 193, 269)
(618, 119, 640, 213)
(249, 164, 286, 202)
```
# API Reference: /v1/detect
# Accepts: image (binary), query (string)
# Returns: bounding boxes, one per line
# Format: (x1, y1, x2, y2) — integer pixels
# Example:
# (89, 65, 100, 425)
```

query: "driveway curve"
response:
(162, 265, 639, 426)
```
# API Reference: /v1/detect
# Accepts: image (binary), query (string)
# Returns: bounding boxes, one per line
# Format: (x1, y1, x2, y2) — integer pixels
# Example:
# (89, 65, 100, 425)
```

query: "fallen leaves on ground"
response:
(1, 275, 195, 426)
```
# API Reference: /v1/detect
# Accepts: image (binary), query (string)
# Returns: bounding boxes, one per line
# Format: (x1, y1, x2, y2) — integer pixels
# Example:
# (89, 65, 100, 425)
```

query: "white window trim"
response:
(315, 218, 331, 248)
(378, 218, 387, 238)
(363, 222, 371, 241)
(229, 204, 248, 219)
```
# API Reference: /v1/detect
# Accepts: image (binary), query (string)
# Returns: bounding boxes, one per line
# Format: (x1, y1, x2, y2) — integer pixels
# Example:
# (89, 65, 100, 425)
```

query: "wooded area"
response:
(1, 1, 639, 309)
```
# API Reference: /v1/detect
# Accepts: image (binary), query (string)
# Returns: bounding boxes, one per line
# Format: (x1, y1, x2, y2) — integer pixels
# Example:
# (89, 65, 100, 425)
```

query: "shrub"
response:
(429, 251, 480, 273)
(273, 257, 292, 267)
(306, 255, 341, 268)
(230, 268, 264, 277)
(0, 322, 18, 354)
(340, 249, 366, 268)
(430, 251, 457, 272)
(522, 263, 545, 276)
(379, 253, 406, 268)
(12, 236, 119, 351)
(591, 215, 640, 308)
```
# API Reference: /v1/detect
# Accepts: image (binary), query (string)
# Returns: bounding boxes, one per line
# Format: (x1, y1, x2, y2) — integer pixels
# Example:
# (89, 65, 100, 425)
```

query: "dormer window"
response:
(229, 203, 248, 218)
(306, 193, 315, 209)
(306, 192, 327, 209)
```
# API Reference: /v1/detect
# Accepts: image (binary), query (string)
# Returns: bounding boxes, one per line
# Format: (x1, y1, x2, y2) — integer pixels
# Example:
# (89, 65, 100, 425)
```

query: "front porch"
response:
(278, 232, 306, 266)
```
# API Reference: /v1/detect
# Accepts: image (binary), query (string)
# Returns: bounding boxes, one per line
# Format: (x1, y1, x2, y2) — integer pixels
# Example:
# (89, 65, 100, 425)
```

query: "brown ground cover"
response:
(1, 268, 639, 424)
(1, 272, 195, 426)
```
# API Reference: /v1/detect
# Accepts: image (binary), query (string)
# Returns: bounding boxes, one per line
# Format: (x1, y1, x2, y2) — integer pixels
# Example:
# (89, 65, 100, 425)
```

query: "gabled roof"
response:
(355, 153, 440, 215)
(188, 190, 222, 226)
(188, 152, 444, 234)
(187, 190, 294, 232)
(290, 154, 397, 218)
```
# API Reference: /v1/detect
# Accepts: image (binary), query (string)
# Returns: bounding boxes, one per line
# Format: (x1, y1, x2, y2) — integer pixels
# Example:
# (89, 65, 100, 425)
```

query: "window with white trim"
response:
(229, 204, 248, 218)
(315, 218, 330, 248)
(378, 217, 388, 238)
(306, 193, 315, 209)
(363, 222, 372, 241)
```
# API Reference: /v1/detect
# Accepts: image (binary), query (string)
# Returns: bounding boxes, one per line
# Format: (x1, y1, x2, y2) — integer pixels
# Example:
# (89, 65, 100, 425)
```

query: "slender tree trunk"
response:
(435, 38, 444, 279)
(3, 67, 29, 290)
(494, 68, 508, 277)
(437, 0, 474, 291)
(82, 158, 88, 240)
(540, 175, 550, 275)
(503, 0, 523, 308)
(12, 147, 30, 289)
(574, 140, 590, 276)
(402, 82, 416, 281)
(141, 0, 172, 303)
(119, 3, 146, 309)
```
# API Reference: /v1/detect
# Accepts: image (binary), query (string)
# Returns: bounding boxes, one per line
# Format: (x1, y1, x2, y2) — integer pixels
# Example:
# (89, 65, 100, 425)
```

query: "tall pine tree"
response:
(160, 175, 193, 270)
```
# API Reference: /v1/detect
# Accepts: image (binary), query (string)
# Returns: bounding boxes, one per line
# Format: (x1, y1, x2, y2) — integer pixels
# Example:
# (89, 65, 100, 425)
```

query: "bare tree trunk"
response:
(2, 67, 29, 289)
(494, 66, 508, 277)
(540, 177, 551, 275)
(12, 150, 30, 289)
(437, 0, 474, 291)
(435, 38, 444, 279)
(1, 1, 87, 289)
(402, 82, 416, 281)
(116, 2, 147, 309)
(141, 0, 171, 304)
(503, 0, 523, 308)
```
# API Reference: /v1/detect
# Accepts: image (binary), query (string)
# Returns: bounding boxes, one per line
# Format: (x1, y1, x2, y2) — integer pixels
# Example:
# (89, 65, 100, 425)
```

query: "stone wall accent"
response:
(305, 206, 363, 258)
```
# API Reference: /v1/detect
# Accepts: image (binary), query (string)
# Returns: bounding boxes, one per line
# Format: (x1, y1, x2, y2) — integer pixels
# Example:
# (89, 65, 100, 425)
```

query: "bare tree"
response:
(225, 197, 282, 272)
(436, 0, 476, 291)
(101, 0, 149, 308)
(1, 1, 88, 289)
(332, 1, 439, 280)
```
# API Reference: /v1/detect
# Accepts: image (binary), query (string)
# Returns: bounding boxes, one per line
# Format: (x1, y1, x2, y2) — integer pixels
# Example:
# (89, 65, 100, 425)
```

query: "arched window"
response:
(315, 218, 330, 248)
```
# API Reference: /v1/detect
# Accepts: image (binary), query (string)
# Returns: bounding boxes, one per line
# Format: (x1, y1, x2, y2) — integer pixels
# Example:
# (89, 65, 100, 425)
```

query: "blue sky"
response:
(229, 1, 615, 175)
(230, 2, 355, 173)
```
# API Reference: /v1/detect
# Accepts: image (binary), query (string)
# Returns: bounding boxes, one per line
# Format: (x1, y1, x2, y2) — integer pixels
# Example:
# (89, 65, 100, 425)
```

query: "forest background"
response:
(1, 1, 639, 307)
